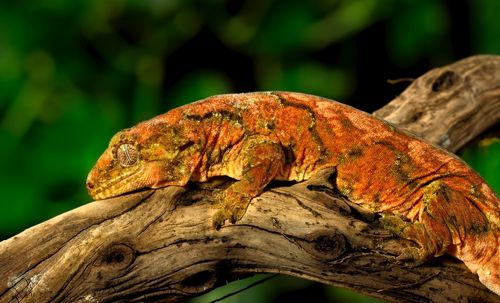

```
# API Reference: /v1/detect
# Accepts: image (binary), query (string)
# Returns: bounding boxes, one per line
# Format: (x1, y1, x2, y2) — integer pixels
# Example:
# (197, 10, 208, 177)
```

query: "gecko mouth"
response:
(89, 165, 145, 200)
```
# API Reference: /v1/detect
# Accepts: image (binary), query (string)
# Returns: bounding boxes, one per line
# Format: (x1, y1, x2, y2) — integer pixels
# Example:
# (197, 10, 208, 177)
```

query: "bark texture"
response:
(374, 55, 500, 152)
(1, 55, 499, 303)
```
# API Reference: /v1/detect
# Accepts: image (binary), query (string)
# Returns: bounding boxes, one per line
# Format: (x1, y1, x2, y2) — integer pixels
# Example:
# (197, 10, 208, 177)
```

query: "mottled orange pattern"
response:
(87, 92, 499, 295)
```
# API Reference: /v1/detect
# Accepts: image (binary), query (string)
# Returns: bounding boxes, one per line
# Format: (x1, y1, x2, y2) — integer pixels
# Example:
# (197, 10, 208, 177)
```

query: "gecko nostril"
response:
(87, 181, 94, 189)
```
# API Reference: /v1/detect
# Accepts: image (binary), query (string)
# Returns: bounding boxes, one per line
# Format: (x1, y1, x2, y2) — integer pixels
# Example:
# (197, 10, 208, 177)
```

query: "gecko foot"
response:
(211, 189, 252, 230)
(380, 214, 433, 266)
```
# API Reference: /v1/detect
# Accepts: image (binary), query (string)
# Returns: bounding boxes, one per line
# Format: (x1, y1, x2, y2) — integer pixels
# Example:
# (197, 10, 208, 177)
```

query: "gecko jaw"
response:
(87, 164, 144, 200)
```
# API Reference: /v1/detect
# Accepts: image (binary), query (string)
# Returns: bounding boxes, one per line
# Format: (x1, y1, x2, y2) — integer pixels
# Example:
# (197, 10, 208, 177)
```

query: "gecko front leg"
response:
(212, 136, 285, 229)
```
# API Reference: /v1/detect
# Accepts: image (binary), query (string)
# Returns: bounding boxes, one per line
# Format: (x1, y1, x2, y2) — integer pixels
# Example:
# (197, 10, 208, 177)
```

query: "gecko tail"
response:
(478, 265, 500, 296)
(450, 230, 500, 296)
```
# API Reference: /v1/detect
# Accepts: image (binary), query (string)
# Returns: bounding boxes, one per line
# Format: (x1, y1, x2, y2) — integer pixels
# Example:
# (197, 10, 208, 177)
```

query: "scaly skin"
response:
(87, 92, 500, 295)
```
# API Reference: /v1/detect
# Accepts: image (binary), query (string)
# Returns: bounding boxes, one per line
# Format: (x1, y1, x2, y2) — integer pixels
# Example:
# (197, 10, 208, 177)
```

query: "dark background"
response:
(1, 1, 499, 302)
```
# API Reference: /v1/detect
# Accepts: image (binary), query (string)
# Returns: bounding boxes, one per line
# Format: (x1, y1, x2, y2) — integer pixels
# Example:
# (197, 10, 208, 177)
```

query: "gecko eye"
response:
(117, 143, 139, 167)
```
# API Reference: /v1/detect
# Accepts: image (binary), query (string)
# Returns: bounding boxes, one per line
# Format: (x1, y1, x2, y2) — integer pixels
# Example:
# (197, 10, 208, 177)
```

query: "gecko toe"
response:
(212, 211, 227, 230)
(212, 207, 245, 228)
(229, 216, 237, 224)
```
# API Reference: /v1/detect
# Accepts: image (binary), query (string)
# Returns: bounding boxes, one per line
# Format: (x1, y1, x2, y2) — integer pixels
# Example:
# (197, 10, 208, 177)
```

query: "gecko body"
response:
(87, 92, 499, 295)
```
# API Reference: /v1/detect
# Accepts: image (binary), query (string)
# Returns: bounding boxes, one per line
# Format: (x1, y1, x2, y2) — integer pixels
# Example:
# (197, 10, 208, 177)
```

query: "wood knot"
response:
(176, 269, 218, 298)
(180, 270, 216, 288)
(304, 231, 349, 261)
(96, 243, 136, 270)
(431, 70, 460, 92)
(90, 244, 137, 286)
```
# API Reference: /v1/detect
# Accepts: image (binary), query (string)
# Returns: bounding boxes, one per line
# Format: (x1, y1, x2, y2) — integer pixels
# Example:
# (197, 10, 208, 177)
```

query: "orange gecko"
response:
(87, 92, 499, 295)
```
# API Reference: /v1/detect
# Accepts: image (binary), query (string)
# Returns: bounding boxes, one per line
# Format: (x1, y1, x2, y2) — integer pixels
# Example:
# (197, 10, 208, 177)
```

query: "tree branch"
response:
(374, 55, 500, 152)
(1, 55, 499, 303)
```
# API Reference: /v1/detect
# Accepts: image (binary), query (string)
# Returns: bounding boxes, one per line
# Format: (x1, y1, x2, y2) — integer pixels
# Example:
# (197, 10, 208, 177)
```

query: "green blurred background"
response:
(1, 0, 499, 302)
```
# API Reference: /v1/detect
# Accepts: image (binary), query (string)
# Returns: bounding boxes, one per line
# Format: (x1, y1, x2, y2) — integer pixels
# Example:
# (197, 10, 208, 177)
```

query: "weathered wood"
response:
(1, 55, 499, 303)
(374, 55, 500, 152)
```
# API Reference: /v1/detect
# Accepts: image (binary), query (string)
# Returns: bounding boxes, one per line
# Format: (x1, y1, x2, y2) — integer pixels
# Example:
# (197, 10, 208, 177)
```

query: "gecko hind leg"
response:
(381, 181, 455, 265)
(212, 136, 284, 229)
(380, 215, 434, 265)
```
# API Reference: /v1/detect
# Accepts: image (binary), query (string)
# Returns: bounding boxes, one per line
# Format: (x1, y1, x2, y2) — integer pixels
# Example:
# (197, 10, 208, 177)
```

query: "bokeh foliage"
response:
(0, 1, 499, 302)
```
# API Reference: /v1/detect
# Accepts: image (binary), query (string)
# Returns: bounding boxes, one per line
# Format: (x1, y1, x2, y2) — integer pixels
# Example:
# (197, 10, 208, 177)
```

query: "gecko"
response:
(86, 91, 499, 295)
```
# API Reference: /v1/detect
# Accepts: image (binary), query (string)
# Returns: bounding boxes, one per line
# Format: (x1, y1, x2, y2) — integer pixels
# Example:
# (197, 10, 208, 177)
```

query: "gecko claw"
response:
(211, 210, 227, 230)
(211, 207, 246, 229)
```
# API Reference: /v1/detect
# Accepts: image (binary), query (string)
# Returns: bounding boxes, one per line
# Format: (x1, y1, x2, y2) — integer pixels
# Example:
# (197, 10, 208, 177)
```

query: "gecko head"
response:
(86, 121, 202, 200)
